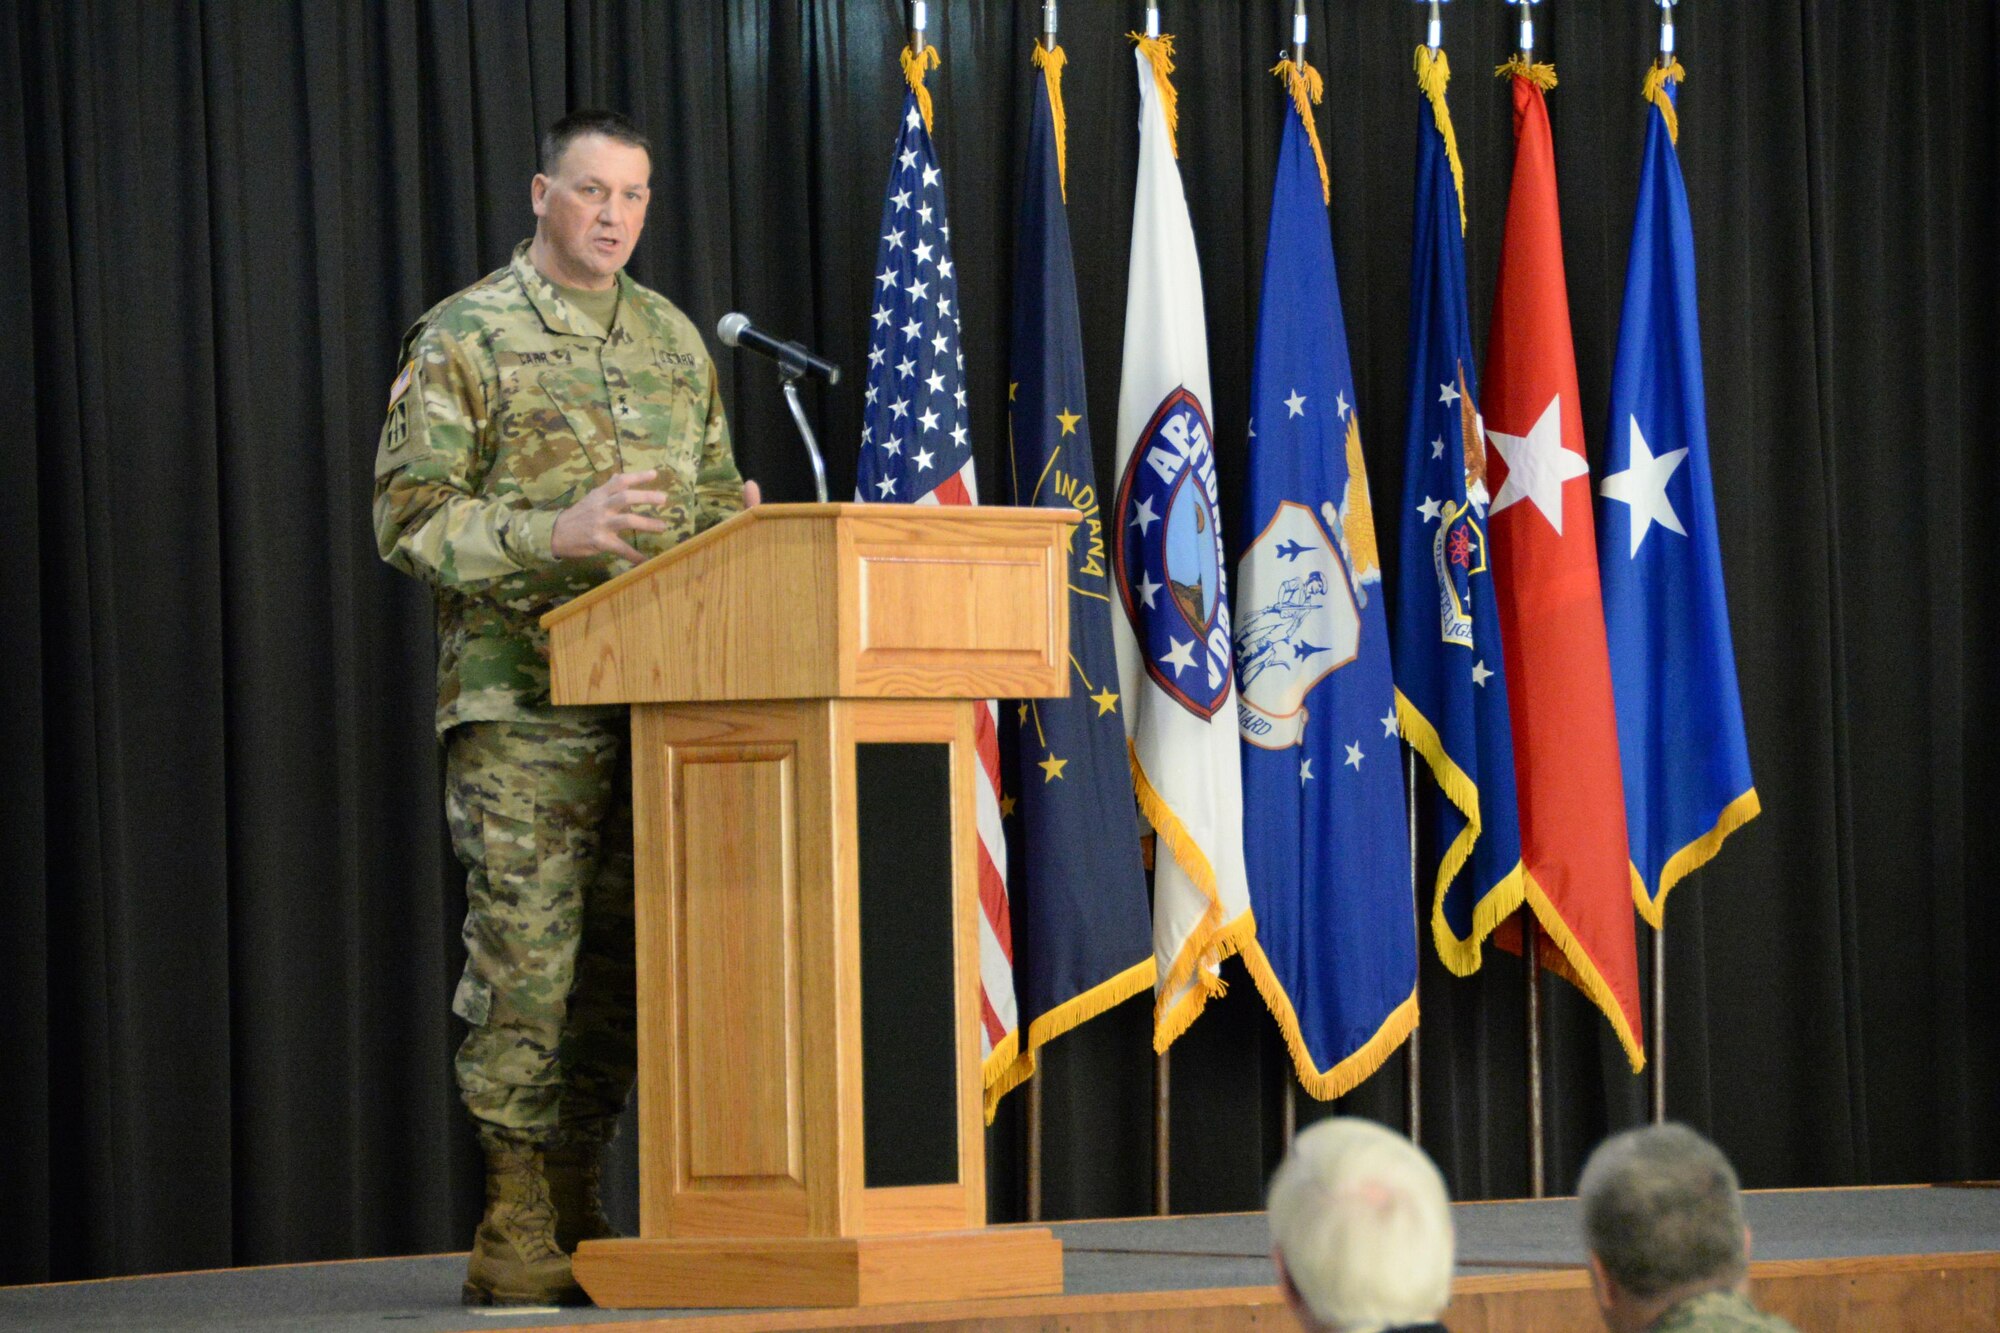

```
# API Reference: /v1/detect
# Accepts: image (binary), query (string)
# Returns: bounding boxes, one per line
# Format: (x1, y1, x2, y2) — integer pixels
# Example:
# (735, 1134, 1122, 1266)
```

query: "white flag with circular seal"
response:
(1109, 35, 1255, 1050)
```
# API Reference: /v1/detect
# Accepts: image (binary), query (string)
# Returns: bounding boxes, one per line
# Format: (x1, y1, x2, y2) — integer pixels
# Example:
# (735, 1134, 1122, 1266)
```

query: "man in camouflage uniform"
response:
(1579, 1124, 1799, 1332)
(374, 109, 750, 1306)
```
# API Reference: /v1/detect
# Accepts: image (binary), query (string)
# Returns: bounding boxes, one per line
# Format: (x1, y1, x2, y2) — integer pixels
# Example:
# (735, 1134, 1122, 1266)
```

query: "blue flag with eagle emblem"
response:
(1597, 65, 1759, 927)
(1233, 59, 1416, 1099)
(998, 42, 1154, 1085)
(1390, 47, 1526, 976)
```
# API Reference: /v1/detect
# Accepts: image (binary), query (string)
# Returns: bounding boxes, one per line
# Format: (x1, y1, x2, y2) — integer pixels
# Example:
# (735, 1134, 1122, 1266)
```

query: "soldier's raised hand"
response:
(552, 469, 669, 563)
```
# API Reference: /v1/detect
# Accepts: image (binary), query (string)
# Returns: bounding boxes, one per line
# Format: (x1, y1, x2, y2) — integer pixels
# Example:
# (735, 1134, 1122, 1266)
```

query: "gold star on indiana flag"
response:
(999, 792, 1017, 817)
(1037, 753, 1068, 782)
(1056, 408, 1081, 436)
(1090, 687, 1120, 716)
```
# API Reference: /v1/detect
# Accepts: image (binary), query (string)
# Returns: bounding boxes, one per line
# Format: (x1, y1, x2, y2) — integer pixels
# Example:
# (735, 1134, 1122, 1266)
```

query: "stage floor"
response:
(6, 1185, 1998, 1331)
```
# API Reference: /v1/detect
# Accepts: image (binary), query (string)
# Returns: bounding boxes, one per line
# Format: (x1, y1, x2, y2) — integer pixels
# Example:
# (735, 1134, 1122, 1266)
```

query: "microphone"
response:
(715, 313, 841, 385)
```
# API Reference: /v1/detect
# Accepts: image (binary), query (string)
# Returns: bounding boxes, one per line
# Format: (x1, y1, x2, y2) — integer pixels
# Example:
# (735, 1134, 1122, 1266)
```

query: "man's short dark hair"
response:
(540, 110, 651, 176)
(1579, 1123, 1747, 1299)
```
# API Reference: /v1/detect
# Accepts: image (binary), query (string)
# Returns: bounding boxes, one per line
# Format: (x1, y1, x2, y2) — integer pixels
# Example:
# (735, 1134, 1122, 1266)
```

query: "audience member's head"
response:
(1267, 1117, 1454, 1333)
(1577, 1123, 1753, 1332)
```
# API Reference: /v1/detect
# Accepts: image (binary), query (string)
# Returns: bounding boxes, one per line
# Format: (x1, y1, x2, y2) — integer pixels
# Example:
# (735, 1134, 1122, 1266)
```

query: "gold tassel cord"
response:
(1494, 55, 1558, 91)
(1128, 32, 1180, 159)
(1271, 58, 1330, 206)
(1413, 45, 1468, 235)
(1642, 57, 1687, 145)
(1031, 42, 1069, 200)
(901, 43, 940, 135)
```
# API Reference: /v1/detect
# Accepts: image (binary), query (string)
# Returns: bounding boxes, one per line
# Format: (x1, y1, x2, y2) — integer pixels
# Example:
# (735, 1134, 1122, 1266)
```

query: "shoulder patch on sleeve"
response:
(387, 360, 414, 409)
(383, 397, 411, 453)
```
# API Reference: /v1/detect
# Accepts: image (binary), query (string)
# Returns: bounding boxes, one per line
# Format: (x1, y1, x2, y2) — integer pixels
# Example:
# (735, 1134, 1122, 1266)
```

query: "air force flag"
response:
(1234, 59, 1415, 1100)
(1599, 64, 1759, 925)
(1110, 33, 1255, 1050)
(1391, 46, 1527, 975)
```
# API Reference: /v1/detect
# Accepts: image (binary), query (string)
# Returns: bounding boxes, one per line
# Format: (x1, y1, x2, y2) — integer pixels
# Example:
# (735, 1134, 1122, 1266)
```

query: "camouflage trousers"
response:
(444, 718, 636, 1134)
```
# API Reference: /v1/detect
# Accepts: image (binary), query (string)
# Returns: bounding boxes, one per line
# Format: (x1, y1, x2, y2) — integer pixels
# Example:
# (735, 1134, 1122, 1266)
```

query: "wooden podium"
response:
(540, 503, 1076, 1309)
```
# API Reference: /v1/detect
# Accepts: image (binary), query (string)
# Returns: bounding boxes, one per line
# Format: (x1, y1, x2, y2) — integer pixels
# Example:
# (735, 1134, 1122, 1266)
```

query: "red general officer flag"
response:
(1482, 63, 1644, 1071)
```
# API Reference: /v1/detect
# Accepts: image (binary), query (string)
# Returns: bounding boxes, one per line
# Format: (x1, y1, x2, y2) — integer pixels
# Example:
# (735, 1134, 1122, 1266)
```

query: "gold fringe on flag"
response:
(1494, 55, 1559, 91)
(1395, 688, 1535, 978)
(1520, 874, 1647, 1072)
(1128, 32, 1180, 159)
(1638, 786, 1761, 929)
(1127, 738, 1223, 1007)
(901, 43, 940, 135)
(981, 1030, 1025, 1122)
(1270, 58, 1331, 205)
(1642, 57, 1687, 145)
(1240, 932, 1419, 1101)
(1413, 45, 1468, 235)
(1031, 43, 1069, 200)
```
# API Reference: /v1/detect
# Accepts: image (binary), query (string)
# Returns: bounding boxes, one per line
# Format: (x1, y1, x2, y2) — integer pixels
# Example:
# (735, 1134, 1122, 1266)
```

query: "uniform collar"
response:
(511, 239, 629, 341)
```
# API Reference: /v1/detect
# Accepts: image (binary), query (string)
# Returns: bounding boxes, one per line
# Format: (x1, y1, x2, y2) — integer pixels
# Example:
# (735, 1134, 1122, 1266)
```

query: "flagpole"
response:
(1524, 916, 1546, 1196)
(1504, 0, 1549, 1200)
(1155, 1050, 1171, 1215)
(1026, 1060, 1045, 1219)
(907, 0, 926, 55)
(1505, 0, 1541, 63)
(1406, 750, 1423, 1144)
(1278, 0, 1308, 1155)
(1646, 0, 1678, 1133)
(1650, 927, 1666, 1123)
(1408, 0, 1442, 1160)
(1146, 0, 1166, 1221)
(1022, 0, 1059, 1217)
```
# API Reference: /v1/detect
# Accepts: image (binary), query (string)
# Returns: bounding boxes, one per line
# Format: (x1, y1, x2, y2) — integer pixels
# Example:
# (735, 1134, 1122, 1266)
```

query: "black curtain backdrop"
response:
(5, 0, 1996, 1284)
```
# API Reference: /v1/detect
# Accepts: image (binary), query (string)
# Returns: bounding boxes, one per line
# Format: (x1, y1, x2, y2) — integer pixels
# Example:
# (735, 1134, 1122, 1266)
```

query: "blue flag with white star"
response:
(1598, 68, 1759, 926)
(1234, 66, 1416, 1099)
(1000, 46, 1154, 1074)
(1391, 49, 1526, 975)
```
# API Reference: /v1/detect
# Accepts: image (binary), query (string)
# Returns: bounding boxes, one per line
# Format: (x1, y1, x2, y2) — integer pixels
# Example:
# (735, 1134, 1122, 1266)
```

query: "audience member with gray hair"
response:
(1578, 1123, 1797, 1332)
(1267, 1117, 1454, 1333)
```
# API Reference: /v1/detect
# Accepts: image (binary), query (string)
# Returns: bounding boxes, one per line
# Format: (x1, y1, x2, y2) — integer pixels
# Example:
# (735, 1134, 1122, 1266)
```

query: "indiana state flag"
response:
(1391, 45, 1526, 975)
(1234, 58, 1415, 1100)
(1110, 32, 1256, 1050)
(1000, 39, 1154, 1085)
(1598, 63, 1759, 927)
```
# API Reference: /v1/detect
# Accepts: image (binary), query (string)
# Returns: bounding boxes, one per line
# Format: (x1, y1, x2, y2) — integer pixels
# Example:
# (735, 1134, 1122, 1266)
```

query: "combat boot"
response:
(547, 1120, 621, 1253)
(462, 1128, 586, 1306)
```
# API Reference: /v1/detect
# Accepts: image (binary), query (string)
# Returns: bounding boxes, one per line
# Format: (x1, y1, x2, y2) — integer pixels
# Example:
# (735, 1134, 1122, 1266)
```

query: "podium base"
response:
(572, 1228, 1065, 1309)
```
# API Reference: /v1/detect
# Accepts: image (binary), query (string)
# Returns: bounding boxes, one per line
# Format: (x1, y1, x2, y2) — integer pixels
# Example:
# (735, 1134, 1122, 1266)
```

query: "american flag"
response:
(855, 84, 1021, 1098)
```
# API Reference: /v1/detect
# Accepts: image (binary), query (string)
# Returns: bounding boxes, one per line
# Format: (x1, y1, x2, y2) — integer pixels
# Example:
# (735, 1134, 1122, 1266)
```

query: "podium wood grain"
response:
(544, 503, 1078, 705)
(547, 507, 1079, 1308)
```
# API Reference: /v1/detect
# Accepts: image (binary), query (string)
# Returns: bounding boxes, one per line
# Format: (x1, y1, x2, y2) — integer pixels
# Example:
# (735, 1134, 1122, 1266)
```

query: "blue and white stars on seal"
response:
(1112, 387, 1233, 719)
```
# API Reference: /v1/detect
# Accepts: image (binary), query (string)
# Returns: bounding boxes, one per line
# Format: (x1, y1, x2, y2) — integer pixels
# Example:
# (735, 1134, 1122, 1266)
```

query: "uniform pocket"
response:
(536, 369, 619, 480)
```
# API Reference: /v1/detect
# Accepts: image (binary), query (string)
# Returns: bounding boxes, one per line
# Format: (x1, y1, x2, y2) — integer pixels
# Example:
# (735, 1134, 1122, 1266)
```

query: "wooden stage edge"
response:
(516, 1250, 2000, 1333)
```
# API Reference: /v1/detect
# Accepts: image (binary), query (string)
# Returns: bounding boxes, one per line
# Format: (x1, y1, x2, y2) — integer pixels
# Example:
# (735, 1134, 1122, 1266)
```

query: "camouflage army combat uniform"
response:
(374, 241, 743, 1145)
(1650, 1289, 1799, 1332)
